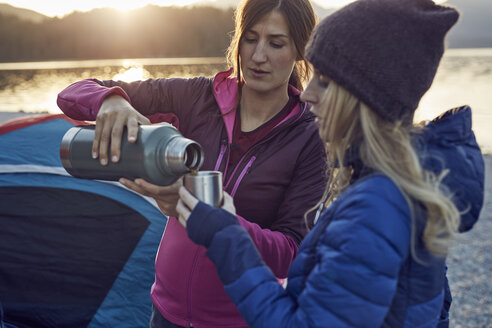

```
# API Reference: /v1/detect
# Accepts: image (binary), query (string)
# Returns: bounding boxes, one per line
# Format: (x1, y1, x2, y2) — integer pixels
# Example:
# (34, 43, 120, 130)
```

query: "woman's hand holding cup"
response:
(177, 170, 235, 228)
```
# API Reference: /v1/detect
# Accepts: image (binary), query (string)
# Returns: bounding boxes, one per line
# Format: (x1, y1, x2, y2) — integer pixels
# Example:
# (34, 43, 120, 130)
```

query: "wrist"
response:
(187, 202, 238, 247)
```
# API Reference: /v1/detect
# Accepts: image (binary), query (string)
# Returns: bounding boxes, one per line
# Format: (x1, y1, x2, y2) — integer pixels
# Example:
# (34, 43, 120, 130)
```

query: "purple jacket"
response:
(57, 69, 326, 327)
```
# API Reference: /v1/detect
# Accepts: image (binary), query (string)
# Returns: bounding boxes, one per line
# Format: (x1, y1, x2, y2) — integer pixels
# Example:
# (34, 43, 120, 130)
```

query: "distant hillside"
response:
(198, 0, 335, 19)
(445, 0, 492, 48)
(0, 5, 235, 62)
(5, 0, 489, 48)
(0, 3, 47, 23)
(311, 3, 336, 19)
(198, 0, 490, 48)
(0, 0, 490, 63)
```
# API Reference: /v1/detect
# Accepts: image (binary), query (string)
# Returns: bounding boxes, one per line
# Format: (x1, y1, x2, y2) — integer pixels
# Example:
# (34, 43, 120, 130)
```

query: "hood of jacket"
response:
(415, 105, 484, 232)
(345, 105, 484, 232)
(212, 69, 304, 143)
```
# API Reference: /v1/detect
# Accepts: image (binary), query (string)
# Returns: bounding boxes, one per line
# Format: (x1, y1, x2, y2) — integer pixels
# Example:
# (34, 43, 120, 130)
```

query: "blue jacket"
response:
(186, 106, 484, 327)
(416, 106, 484, 327)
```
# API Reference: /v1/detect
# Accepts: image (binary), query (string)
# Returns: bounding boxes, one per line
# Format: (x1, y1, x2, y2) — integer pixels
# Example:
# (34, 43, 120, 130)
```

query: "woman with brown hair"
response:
(57, 0, 325, 327)
(176, 0, 485, 326)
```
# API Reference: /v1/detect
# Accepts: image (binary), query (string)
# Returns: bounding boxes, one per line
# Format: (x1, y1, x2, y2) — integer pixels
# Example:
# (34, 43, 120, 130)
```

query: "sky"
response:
(2, 0, 448, 17)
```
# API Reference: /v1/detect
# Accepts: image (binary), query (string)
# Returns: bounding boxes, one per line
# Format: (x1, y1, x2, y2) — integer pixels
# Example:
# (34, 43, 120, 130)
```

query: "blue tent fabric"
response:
(0, 115, 167, 327)
(1, 302, 18, 328)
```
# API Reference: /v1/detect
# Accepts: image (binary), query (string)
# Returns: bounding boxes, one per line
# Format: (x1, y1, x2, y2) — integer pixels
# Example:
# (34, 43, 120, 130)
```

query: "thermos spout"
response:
(164, 137, 203, 174)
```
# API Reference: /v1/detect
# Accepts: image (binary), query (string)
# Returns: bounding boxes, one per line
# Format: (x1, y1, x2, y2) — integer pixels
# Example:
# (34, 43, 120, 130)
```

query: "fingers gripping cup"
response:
(183, 171, 223, 208)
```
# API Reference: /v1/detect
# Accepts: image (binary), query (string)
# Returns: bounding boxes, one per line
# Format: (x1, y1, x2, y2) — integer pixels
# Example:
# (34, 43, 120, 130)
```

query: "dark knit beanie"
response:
(306, 0, 459, 123)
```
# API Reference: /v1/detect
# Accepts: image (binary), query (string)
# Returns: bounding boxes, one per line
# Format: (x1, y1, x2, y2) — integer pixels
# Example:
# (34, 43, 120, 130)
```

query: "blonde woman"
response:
(176, 0, 485, 326)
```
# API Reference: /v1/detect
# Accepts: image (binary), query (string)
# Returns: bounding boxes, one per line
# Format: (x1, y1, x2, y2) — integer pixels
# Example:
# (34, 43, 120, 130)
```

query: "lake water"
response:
(0, 50, 491, 154)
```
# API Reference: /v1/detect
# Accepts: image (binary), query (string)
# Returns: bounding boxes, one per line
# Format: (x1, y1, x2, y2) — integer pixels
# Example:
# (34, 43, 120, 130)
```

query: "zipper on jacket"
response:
(222, 109, 303, 192)
(214, 141, 228, 171)
(222, 102, 310, 195)
(230, 156, 256, 197)
(187, 248, 200, 328)
(224, 148, 253, 190)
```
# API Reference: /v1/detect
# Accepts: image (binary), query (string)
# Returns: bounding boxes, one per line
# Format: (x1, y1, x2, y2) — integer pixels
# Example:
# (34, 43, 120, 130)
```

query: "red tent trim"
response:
(0, 114, 90, 135)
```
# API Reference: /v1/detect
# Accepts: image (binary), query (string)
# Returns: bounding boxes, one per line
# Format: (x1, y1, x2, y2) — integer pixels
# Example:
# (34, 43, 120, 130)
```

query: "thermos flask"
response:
(60, 123, 204, 186)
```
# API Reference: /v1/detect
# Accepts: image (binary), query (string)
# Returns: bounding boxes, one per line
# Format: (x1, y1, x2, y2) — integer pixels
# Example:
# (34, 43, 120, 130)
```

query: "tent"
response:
(0, 114, 167, 328)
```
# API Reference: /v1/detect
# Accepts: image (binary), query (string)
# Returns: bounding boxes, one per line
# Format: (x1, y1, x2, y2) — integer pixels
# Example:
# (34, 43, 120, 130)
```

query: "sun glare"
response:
(5, 0, 203, 17)
(114, 3, 146, 12)
(112, 66, 149, 82)
(6, 0, 450, 16)
(108, 1, 201, 12)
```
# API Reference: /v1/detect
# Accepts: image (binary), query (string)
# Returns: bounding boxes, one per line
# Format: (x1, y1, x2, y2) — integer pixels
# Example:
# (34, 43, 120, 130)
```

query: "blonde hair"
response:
(311, 81, 460, 257)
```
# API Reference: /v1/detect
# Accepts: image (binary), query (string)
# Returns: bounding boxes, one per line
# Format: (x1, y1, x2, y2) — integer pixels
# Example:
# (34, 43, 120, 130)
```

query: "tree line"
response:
(0, 5, 235, 62)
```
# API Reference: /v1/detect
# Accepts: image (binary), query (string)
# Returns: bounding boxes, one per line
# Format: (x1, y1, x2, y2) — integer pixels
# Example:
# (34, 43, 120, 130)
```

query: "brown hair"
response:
(226, 0, 316, 94)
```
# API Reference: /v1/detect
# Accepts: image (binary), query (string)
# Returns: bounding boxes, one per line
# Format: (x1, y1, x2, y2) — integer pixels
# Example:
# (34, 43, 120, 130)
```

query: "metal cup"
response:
(183, 171, 223, 207)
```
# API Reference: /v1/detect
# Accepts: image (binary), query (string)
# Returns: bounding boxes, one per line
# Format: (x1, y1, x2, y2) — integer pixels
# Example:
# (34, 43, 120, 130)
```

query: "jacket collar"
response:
(212, 69, 305, 143)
